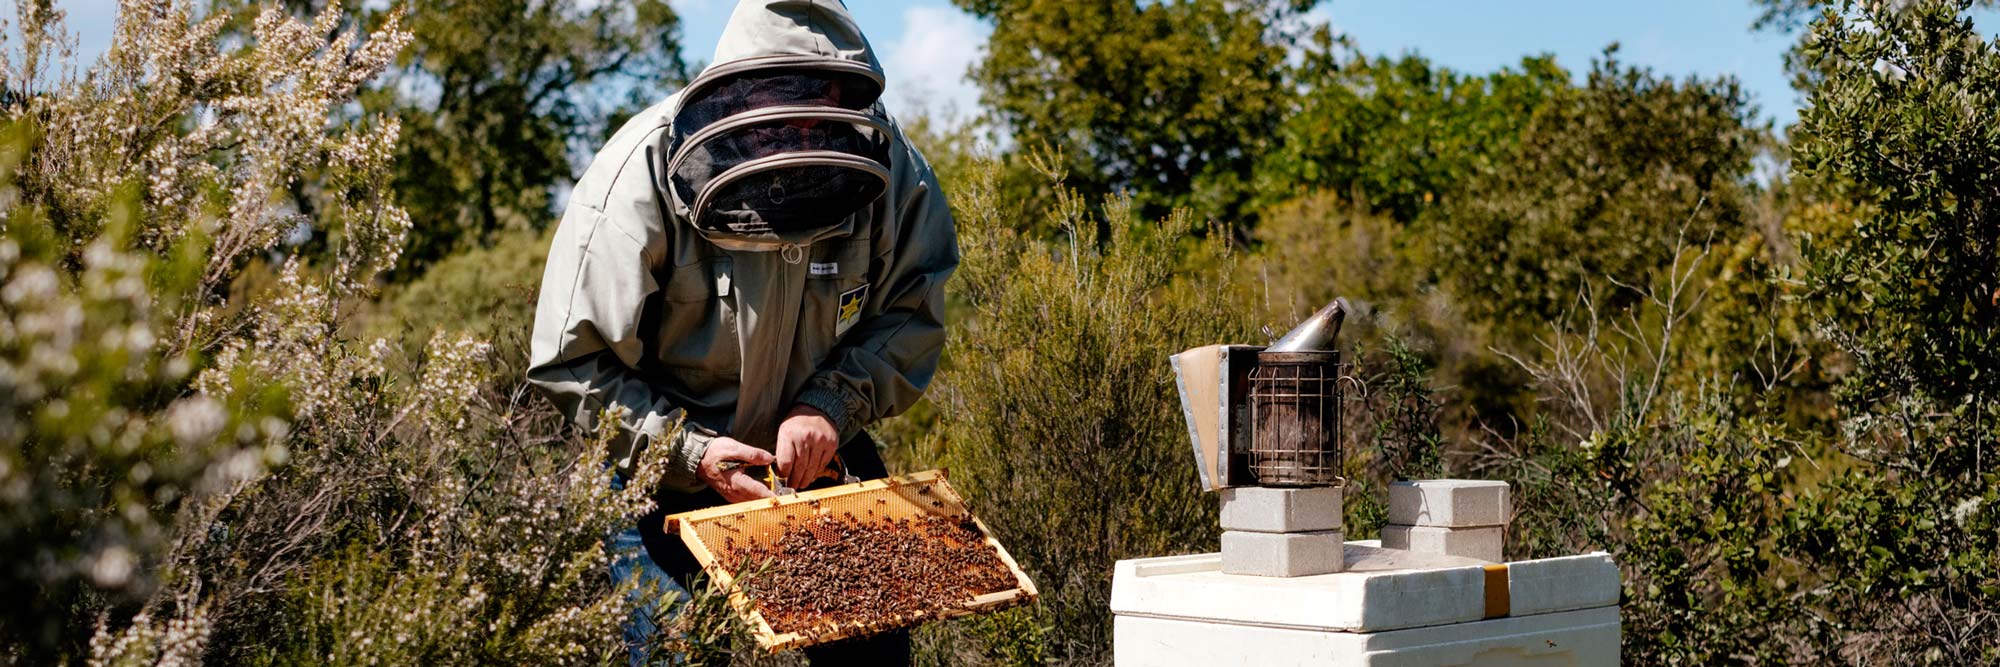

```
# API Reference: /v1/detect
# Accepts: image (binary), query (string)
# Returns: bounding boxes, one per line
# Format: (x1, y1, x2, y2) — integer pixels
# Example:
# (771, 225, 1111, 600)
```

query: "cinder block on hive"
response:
(1220, 530, 1345, 577)
(1380, 524, 1503, 562)
(1219, 486, 1343, 533)
(1387, 480, 1511, 527)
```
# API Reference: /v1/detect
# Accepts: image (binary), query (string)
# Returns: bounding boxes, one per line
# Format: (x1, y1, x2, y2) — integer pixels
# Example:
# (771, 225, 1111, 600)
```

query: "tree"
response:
(1254, 35, 1568, 224)
(1780, 2, 2000, 657)
(1486, 3, 2000, 663)
(955, 0, 1322, 226)
(1750, 0, 1999, 100)
(1751, 0, 1999, 33)
(390, 0, 686, 274)
(1430, 49, 1760, 330)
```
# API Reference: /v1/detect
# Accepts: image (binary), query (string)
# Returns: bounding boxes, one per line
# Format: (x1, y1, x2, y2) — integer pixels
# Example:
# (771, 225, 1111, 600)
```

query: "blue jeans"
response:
(608, 522, 686, 666)
(608, 464, 692, 667)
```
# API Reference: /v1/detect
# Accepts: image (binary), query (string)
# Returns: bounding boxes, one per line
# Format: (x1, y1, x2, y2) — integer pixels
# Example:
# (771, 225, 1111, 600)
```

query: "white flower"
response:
(87, 546, 136, 588)
(166, 396, 228, 448)
(1951, 497, 1984, 526)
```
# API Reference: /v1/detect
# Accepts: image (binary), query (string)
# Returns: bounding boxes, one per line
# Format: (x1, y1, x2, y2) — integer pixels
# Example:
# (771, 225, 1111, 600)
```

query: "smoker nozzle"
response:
(1267, 297, 1350, 352)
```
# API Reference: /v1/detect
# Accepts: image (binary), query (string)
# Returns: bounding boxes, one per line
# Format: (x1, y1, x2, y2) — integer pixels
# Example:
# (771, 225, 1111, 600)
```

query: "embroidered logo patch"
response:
(809, 261, 839, 276)
(836, 284, 868, 336)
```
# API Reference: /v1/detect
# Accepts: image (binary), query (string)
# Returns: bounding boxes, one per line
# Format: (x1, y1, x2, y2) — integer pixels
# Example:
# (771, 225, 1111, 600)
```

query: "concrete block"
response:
(1508, 552, 1621, 616)
(1220, 485, 1343, 533)
(1381, 524, 1504, 562)
(1221, 529, 1345, 577)
(1388, 479, 1511, 527)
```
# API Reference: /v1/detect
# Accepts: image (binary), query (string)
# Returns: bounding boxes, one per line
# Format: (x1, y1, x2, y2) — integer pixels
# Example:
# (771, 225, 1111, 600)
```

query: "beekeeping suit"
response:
(527, 0, 956, 495)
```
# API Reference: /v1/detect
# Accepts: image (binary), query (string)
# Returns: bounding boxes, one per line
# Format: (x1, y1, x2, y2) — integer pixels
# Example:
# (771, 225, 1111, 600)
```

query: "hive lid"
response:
(1110, 544, 1618, 633)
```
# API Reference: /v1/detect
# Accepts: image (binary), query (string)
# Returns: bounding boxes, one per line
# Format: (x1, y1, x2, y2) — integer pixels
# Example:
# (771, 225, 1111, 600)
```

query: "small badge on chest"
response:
(836, 284, 869, 336)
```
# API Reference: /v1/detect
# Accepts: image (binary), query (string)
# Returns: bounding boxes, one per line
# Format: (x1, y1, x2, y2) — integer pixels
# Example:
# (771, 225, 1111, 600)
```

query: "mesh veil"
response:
(668, 69, 891, 236)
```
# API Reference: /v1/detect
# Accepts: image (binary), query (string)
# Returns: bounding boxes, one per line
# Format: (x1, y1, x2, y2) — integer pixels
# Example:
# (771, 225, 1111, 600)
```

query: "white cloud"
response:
(881, 4, 988, 128)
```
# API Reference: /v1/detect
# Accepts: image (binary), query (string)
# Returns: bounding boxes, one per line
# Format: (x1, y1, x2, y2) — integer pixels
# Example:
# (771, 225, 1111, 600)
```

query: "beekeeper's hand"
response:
(776, 405, 839, 490)
(700, 437, 777, 503)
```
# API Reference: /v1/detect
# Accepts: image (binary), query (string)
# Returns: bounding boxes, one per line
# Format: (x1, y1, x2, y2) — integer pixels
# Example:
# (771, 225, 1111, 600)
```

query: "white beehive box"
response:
(1111, 544, 1621, 666)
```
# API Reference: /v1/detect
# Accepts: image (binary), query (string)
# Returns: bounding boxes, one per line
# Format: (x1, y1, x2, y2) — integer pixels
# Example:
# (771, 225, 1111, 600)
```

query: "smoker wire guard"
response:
(1248, 350, 1357, 488)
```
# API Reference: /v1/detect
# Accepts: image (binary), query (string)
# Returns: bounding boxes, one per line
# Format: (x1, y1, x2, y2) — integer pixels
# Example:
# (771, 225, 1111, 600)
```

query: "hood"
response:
(701, 0, 884, 93)
(662, 0, 893, 250)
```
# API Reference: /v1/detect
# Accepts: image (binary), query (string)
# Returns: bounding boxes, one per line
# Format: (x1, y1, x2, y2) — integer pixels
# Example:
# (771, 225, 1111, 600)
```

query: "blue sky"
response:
(1326, 1, 1800, 126)
(671, 0, 1808, 129)
(29, 1, 2000, 130)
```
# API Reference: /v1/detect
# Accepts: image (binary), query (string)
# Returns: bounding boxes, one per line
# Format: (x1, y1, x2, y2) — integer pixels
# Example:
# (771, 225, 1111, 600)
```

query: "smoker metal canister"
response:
(1247, 350, 1346, 487)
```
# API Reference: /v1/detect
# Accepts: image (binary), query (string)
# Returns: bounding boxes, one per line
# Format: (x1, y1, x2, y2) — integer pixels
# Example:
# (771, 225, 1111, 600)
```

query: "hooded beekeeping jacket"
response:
(527, 0, 956, 493)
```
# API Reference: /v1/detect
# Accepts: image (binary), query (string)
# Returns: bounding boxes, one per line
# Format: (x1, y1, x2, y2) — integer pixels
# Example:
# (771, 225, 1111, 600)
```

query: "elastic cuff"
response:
(659, 426, 715, 494)
(795, 382, 866, 442)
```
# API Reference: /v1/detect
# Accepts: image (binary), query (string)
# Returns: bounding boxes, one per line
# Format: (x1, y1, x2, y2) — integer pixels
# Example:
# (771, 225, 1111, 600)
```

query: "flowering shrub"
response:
(1, 3, 748, 664)
(0, 186, 287, 663)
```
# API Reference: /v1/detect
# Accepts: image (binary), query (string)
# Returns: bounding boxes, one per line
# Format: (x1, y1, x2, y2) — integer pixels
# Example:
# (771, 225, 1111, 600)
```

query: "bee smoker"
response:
(1248, 298, 1352, 487)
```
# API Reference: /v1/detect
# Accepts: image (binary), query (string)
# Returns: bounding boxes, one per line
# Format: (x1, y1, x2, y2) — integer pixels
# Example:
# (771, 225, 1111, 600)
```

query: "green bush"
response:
(0, 0, 412, 657)
(1431, 50, 1760, 332)
(369, 225, 552, 363)
(0, 4, 750, 664)
(1249, 192, 1532, 444)
(1469, 6, 2000, 660)
(1475, 236, 1808, 662)
(1780, 0, 2000, 660)
(0, 164, 290, 663)
(917, 152, 1254, 664)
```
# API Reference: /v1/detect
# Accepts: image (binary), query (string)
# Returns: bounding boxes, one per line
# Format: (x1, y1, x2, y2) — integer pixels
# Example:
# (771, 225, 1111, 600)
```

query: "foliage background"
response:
(3, 0, 1999, 665)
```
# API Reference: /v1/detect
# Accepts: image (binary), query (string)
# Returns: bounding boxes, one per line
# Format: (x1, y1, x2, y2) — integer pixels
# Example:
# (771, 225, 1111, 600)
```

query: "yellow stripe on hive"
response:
(1483, 564, 1510, 619)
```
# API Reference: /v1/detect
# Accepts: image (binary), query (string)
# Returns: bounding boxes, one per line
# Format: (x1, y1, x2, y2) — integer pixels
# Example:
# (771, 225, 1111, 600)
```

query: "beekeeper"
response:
(525, 0, 955, 662)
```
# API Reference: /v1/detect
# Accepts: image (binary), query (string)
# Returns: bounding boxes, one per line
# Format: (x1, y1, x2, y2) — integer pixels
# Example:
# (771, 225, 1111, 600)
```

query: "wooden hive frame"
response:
(663, 469, 1039, 652)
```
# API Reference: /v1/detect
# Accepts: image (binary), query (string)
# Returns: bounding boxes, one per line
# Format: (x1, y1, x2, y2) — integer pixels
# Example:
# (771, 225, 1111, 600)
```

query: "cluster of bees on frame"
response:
(704, 484, 1018, 641)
